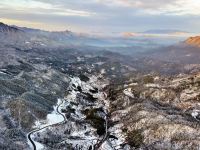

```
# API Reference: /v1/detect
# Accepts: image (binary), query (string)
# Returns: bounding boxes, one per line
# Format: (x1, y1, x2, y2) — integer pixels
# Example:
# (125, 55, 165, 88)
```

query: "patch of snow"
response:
(100, 141, 114, 150)
(129, 83, 138, 86)
(101, 69, 106, 74)
(46, 113, 63, 125)
(27, 135, 44, 150)
(77, 56, 84, 62)
(154, 76, 160, 79)
(123, 88, 134, 98)
(111, 67, 115, 70)
(191, 110, 200, 120)
(28, 99, 66, 150)
(94, 62, 105, 65)
(0, 71, 7, 75)
(29, 74, 125, 149)
(32, 99, 65, 128)
(145, 83, 160, 88)
(34, 120, 41, 128)
(106, 123, 126, 149)
(40, 43, 46, 46)
(33, 141, 44, 150)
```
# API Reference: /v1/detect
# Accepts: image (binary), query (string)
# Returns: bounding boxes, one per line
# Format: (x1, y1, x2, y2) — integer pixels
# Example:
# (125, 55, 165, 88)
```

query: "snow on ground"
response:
(57, 76, 102, 148)
(101, 69, 106, 74)
(191, 110, 200, 120)
(94, 62, 105, 65)
(100, 141, 114, 150)
(123, 88, 134, 98)
(46, 111, 63, 125)
(28, 74, 125, 149)
(33, 141, 44, 150)
(108, 123, 126, 149)
(0, 71, 7, 75)
(25, 41, 30, 44)
(77, 56, 84, 62)
(111, 67, 115, 70)
(46, 99, 64, 124)
(145, 83, 160, 88)
(27, 136, 44, 150)
(32, 99, 65, 128)
(100, 127, 128, 150)
(28, 99, 66, 150)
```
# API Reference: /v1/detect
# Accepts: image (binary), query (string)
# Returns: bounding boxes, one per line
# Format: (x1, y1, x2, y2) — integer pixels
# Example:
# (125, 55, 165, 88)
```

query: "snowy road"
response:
(27, 99, 66, 150)
(27, 75, 125, 150)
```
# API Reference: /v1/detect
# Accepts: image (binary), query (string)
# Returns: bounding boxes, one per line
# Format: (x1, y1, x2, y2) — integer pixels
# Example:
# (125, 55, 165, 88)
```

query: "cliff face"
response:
(186, 36, 200, 47)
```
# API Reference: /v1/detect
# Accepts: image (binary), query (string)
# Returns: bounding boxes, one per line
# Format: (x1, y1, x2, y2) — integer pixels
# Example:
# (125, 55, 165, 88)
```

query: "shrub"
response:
(143, 75, 154, 84)
(126, 129, 144, 148)
(84, 108, 105, 136)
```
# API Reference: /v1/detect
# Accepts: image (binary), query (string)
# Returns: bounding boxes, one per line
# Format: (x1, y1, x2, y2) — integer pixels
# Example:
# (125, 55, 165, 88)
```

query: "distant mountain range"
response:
(143, 29, 189, 34)
(0, 22, 79, 47)
(0, 22, 190, 36)
(0, 22, 74, 36)
(0, 22, 192, 53)
(122, 29, 190, 38)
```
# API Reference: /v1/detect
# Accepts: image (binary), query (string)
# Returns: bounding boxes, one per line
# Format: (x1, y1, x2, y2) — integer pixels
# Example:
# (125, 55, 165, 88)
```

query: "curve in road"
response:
(27, 100, 66, 150)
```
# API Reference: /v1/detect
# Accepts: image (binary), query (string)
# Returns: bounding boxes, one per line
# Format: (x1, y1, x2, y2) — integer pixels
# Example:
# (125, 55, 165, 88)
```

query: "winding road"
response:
(27, 79, 110, 150)
(27, 100, 66, 150)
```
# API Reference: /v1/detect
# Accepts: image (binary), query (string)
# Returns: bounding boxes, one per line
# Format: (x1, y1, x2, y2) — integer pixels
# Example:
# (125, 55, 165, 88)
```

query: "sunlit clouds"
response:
(95, 0, 200, 15)
(0, 0, 200, 33)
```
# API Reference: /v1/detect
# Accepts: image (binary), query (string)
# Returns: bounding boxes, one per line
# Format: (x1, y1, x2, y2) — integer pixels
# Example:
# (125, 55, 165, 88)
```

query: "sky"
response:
(0, 0, 200, 34)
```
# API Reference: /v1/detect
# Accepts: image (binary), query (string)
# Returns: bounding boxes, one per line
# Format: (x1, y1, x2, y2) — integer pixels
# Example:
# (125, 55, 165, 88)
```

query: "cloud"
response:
(96, 0, 176, 8)
(93, 0, 200, 16)
(0, 0, 95, 17)
(1, 0, 200, 33)
(29, 0, 200, 17)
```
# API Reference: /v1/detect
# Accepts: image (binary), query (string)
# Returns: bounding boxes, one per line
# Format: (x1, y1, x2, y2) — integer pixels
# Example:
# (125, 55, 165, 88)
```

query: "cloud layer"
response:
(0, 0, 200, 33)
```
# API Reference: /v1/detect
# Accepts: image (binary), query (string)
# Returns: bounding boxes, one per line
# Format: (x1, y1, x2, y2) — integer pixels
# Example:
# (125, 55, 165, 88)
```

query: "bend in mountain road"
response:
(27, 99, 66, 150)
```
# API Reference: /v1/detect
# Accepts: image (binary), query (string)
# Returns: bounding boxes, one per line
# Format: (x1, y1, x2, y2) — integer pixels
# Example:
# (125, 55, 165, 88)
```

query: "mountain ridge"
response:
(185, 36, 200, 47)
(143, 29, 189, 34)
(0, 22, 23, 33)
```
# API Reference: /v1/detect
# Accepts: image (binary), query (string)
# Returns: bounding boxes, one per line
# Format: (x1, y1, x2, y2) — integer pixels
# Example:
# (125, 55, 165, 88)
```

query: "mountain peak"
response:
(0, 22, 21, 33)
(185, 36, 200, 47)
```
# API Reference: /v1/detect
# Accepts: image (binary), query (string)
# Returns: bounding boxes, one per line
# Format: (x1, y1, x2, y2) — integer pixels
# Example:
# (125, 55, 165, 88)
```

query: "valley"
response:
(1, 22, 200, 149)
